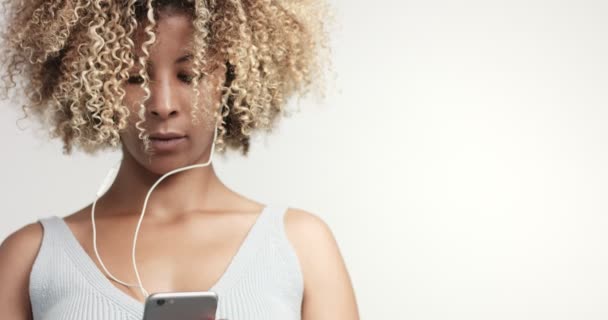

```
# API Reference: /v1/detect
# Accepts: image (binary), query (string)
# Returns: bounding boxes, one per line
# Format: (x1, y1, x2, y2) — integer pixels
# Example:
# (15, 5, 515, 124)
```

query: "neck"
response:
(98, 151, 227, 221)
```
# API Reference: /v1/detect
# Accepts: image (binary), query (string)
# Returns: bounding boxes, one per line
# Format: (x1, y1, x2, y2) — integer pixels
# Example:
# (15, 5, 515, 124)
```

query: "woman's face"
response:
(120, 9, 225, 175)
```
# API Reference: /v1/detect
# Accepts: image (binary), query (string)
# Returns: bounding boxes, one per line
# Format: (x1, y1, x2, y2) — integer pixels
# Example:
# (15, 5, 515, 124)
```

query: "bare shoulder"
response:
(0, 221, 43, 266)
(283, 208, 334, 242)
(282, 208, 342, 270)
(282, 207, 344, 276)
(0, 221, 44, 319)
(283, 208, 360, 320)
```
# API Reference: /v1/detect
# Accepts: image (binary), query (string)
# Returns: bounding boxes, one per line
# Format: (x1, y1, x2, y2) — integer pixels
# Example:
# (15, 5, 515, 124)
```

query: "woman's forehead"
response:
(130, 12, 224, 66)
(133, 11, 194, 40)
(131, 14, 194, 52)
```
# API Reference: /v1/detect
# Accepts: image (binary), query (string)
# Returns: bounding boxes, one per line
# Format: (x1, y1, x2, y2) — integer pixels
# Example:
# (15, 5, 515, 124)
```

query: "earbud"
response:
(96, 165, 119, 197)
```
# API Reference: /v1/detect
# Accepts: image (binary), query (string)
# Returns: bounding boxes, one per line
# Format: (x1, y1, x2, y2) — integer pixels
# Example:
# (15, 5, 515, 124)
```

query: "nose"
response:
(147, 74, 179, 120)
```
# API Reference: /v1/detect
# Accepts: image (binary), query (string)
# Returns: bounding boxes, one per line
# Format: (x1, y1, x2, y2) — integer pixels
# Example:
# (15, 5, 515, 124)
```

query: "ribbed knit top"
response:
(28, 204, 304, 320)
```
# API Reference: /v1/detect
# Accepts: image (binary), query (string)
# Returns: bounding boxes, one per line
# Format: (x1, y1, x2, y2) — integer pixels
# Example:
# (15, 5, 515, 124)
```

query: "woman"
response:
(0, 0, 359, 319)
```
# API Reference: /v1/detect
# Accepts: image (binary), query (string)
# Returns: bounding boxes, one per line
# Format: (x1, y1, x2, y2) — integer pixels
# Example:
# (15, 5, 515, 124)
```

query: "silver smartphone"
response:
(142, 291, 219, 320)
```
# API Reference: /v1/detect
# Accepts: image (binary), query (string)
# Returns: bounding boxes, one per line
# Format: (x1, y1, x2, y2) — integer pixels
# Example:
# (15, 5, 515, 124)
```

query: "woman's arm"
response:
(285, 209, 360, 320)
(0, 222, 42, 320)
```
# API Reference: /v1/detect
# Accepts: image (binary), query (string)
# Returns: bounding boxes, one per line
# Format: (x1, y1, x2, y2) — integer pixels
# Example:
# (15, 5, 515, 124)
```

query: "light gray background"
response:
(2, 0, 608, 319)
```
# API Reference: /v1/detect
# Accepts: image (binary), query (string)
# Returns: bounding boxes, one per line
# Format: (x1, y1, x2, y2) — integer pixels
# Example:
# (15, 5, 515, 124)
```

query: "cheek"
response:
(117, 91, 143, 140)
(189, 82, 221, 123)
(198, 76, 224, 112)
(197, 84, 215, 110)
(121, 86, 144, 118)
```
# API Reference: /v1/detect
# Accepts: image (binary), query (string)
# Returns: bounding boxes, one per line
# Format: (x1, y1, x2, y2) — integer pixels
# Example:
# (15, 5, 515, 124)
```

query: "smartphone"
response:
(142, 291, 219, 320)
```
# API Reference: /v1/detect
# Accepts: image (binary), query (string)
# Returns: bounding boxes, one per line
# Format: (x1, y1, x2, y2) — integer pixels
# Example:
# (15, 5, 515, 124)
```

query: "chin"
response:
(142, 156, 188, 176)
(142, 149, 213, 176)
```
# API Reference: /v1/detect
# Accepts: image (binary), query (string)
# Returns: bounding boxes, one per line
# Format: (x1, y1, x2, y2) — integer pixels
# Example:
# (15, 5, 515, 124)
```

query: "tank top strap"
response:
(265, 203, 290, 231)
(36, 216, 67, 247)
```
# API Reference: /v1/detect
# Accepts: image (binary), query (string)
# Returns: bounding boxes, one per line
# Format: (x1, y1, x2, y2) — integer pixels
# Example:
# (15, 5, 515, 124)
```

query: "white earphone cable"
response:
(91, 118, 221, 298)
(92, 164, 139, 288)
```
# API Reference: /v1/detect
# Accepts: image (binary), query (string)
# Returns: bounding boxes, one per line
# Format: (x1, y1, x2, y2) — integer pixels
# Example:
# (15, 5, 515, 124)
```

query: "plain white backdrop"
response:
(2, 0, 608, 319)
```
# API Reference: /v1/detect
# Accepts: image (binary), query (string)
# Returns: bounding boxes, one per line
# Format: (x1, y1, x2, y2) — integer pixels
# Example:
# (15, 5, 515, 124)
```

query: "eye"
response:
(127, 75, 144, 85)
(178, 73, 196, 84)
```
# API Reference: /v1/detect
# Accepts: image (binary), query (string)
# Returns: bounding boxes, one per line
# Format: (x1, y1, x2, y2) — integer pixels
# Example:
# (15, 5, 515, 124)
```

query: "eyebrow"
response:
(134, 54, 193, 68)
(175, 54, 193, 64)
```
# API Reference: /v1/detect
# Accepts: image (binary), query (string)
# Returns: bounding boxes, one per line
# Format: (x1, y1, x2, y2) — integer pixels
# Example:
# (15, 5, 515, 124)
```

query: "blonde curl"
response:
(0, 0, 332, 156)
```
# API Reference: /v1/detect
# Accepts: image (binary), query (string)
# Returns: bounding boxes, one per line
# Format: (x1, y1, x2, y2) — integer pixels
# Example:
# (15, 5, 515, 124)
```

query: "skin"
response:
(0, 9, 359, 320)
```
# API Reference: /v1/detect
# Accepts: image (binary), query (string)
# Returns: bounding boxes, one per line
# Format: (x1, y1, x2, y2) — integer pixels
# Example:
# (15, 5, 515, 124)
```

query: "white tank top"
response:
(28, 204, 304, 320)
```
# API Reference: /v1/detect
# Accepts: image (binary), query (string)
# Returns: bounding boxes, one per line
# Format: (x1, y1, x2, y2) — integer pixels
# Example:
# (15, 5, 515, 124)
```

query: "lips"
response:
(148, 134, 187, 152)
(148, 132, 187, 153)
(149, 132, 186, 140)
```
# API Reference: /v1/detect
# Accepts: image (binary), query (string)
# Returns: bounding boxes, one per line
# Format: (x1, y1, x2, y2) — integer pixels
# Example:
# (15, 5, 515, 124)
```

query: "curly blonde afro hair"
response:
(0, 0, 330, 156)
